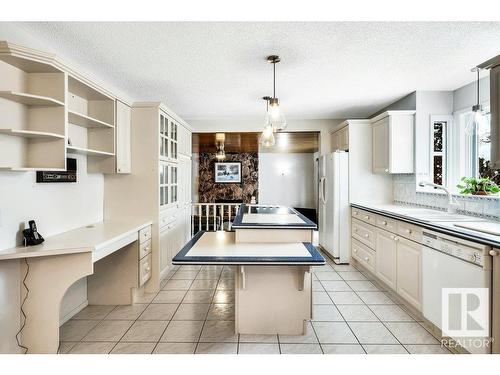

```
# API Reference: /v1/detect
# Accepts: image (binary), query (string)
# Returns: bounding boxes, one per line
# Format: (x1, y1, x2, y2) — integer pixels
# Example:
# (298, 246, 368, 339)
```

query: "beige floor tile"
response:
(121, 320, 169, 342)
(190, 279, 218, 290)
(239, 334, 278, 343)
(201, 265, 224, 272)
(239, 343, 280, 354)
(385, 322, 440, 345)
(327, 291, 364, 305)
(111, 342, 155, 354)
(139, 304, 178, 320)
(69, 341, 115, 354)
(134, 293, 156, 304)
(348, 322, 398, 344)
(312, 281, 325, 292)
(196, 270, 222, 280)
(356, 291, 395, 305)
(160, 320, 204, 342)
(369, 305, 414, 322)
(207, 304, 235, 321)
(170, 270, 199, 280)
(172, 303, 210, 320)
(213, 290, 235, 304)
(312, 305, 344, 321)
(279, 322, 318, 344)
(106, 304, 148, 320)
(183, 290, 215, 303)
(315, 272, 342, 281)
(313, 264, 334, 272)
(322, 344, 365, 354)
(152, 290, 186, 304)
(346, 280, 380, 292)
(321, 281, 352, 292)
(153, 342, 197, 354)
(199, 320, 238, 343)
(180, 265, 202, 271)
(60, 320, 99, 341)
(363, 345, 408, 354)
(404, 344, 451, 354)
(82, 320, 134, 342)
(280, 343, 322, 354)
(217, 278, 235, 290)
(332, 264, 359, 272)
(338, 271, 368, 281)
(162, 279, 193, 291)
(58, 341, 77, 354)
(312, 322, 358, 344)
(337, 305, 378, 322)
(72, 305, 116, 320)
(313, 291, 334, 304)
(196, 343, 238, 354)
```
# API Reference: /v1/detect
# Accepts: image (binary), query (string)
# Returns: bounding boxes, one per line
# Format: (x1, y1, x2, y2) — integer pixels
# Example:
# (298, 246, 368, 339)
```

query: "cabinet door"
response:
(159, 161, 169, 208)
(170, 164, 178, 205)
(372, 117, 390, 173)
(339, 127, 349, 150)
(160, 112, 168, 159)
(159, 227, 171, 273)
(115, 100, 131, 173)
(397, 238, 422, 310)
(375, 229, 397, 290)
(331, 132, 339, 152)
(169, 119, 178, 160)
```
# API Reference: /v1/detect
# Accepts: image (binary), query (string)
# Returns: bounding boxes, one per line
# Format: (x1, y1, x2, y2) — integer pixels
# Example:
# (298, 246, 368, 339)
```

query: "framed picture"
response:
(214, 162, 242, 183)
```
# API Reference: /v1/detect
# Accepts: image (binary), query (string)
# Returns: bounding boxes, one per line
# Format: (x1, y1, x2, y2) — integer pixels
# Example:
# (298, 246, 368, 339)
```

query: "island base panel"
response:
(235, 265, 312, 335)
(235, 229, 312, 243)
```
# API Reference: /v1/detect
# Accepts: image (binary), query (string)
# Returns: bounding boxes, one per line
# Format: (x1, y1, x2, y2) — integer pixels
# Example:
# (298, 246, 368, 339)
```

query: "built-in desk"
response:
(0, 220, 152, 354)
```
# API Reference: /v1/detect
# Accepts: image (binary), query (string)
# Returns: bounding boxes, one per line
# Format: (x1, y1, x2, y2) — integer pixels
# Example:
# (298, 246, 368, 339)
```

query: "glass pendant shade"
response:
(268, 100, 287, 131)
(260, 125, 275, 147)
(465, 105, 488, 136)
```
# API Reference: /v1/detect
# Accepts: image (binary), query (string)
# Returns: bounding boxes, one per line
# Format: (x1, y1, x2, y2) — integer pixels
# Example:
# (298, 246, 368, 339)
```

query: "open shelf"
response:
(0, 91, 64, 107)
(0, 129, 65, 139)
(68, 110, 114, 129)
(0, 166, 66, 172)
(67, 146, 115, 157)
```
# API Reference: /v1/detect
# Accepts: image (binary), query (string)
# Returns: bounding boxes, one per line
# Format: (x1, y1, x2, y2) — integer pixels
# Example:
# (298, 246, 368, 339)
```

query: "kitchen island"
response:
(173, 205, 324, 335)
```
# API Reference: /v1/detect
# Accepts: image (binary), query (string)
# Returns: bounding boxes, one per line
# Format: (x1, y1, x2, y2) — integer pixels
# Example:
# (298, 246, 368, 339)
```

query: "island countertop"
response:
(172, 231, 325, 265)
(231, 204, 317, 230)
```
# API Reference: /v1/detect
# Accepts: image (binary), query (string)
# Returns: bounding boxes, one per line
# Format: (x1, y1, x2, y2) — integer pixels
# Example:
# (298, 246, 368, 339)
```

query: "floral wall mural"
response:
(198, 152, 258, 203)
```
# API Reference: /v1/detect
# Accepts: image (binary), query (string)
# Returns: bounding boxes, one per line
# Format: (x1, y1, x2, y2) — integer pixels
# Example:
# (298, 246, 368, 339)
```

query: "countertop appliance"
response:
(421, 229, 493, 354)
(318, 151, 349, 264)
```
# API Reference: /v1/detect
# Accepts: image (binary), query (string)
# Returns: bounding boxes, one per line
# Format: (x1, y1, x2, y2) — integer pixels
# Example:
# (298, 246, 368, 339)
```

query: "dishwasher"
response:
(421, 229, 493, 354)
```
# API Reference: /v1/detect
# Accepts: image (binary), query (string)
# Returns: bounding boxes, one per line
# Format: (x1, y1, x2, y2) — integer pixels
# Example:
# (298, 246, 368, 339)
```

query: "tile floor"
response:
(59, 253, 450, 354)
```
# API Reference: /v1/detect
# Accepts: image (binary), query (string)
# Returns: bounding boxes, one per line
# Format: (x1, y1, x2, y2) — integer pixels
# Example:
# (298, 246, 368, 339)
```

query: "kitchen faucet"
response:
(418, 181, 461, 213)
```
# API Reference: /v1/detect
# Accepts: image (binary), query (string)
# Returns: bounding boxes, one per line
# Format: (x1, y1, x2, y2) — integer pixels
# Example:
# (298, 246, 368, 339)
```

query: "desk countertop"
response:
(0, 219, 152, 261)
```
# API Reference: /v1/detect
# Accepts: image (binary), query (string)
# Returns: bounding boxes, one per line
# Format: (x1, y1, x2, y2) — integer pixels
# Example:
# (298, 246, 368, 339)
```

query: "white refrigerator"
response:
(318, 151, 350, 264)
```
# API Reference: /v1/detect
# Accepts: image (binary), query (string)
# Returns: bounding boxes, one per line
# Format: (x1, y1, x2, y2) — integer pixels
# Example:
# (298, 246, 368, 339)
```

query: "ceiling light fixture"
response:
(260, 96, 275, 147)
(465, 67, 488, 137)
(215, 140, 226, 161)
(264, 55, 287, 132)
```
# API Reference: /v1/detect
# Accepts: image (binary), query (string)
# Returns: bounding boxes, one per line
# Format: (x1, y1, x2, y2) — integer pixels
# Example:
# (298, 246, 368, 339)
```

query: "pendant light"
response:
(465, 67, 488, 136)
(260, 97, 276, 146)
(265, 55, 286, 131)
(215, 133, 226, 160)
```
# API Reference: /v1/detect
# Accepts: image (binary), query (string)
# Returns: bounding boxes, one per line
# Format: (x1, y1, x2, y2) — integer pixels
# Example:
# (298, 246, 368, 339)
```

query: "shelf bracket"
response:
(298, 266, 311, 291)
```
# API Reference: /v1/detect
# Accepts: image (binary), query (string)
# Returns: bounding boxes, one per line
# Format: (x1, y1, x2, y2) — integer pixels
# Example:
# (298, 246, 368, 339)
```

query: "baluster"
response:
(198, 204, 201, 233)
(206, 204, 209, 231)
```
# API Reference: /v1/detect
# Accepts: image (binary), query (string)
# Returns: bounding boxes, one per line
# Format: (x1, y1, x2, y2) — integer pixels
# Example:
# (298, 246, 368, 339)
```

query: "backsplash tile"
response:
(393, 174, 500, 220)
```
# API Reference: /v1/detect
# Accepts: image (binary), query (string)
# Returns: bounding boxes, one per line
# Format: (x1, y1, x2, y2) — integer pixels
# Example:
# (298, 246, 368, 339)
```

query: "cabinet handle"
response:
(405, 229, 412, 234)
(390, 235, 395, 240)
(354, 228, 358, 233)
(364, 234, 369, 238)
(353, 249, 358, 253)
(395, 237, 400, 242)
(384, 168, 389, 173)
(364, 215, 369, 220)
(364, 257, 369, 262)
(489, 250, 499, 257)
(145, 246, 150, 251)
(381, 221, 387, 225)
(146, 267, 151, 272)
(354, 211, 358, 215)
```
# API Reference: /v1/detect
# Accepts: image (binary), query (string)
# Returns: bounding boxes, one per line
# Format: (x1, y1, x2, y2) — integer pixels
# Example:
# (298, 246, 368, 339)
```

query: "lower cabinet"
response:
(159, 209, 192, 276)
(375, 229, 397, 290)
(396, 237, 422, 310)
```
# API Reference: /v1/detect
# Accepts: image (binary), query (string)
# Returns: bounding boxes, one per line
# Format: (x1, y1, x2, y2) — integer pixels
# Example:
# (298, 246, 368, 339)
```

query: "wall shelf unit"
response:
(67, 146, 115, 157)
(0, 91, 64, 107)
(68, 110, 114, 129)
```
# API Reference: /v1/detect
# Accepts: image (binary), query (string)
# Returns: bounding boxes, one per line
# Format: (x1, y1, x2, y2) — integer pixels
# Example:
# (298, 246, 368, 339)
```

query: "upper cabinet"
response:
(331, 125, 349, 152)
(115, 100, 132, 174)
(371, 110, 415, 174)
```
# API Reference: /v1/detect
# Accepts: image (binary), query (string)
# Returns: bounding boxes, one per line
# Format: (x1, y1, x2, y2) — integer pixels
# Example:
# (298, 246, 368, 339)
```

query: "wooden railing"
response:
(192, 203, 241, 236)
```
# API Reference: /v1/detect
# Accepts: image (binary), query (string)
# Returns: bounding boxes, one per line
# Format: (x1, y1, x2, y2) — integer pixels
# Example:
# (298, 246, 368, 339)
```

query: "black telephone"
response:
(22, 220, 44, 246)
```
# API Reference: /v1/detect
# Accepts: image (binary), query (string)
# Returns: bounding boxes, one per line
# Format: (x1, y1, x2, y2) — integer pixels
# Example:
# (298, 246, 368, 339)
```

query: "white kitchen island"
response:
(173, 205, 324, 335)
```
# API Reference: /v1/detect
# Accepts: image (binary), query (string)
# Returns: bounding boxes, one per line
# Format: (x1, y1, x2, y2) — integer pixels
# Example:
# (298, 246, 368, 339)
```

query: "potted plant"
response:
(457, 176, 500, 195)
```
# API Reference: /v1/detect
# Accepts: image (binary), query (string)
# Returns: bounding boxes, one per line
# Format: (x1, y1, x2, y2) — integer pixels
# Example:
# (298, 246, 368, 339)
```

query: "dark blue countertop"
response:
(172, 231, 325, 265)
(231, 204, 317, 230)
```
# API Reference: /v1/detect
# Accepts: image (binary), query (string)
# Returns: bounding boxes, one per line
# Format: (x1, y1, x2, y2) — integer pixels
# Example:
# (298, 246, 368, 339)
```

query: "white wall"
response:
(453, 76, 489, 112)
(258, 153, 316, 208)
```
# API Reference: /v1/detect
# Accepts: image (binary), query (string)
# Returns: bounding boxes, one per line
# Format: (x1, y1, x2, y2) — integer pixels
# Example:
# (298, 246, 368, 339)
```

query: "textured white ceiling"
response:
(16, 22, 500, 120)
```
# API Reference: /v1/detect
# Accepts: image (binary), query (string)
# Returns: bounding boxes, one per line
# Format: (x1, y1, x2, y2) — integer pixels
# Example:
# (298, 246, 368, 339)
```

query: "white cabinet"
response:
(178, 124, 192, 156)
(115, 100, 131, 173)
(375, 229, 397, 290)
(396, 237, 422, 310)
(371, 110, 415, 174)
(331, 126, 349, 152)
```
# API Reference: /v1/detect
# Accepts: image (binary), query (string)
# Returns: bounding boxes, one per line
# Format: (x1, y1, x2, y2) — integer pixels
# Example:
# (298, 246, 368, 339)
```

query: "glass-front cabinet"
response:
(159, 111, 179, 162)
(159, 162, 178, 209)
(169, 119, 178, 160)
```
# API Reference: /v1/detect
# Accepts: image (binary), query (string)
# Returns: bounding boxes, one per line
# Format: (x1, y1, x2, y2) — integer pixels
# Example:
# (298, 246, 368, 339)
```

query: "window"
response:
(459, 108, 500, 185)
(431, 121, 447, 186)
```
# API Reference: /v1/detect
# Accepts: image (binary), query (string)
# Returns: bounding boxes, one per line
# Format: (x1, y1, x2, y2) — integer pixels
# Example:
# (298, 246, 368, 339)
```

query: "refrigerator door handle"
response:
(319, 177, 325, 204)
(323, 177, 328, 204)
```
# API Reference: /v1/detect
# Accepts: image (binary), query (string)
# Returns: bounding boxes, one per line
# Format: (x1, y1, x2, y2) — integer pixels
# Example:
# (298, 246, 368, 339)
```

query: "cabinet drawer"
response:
(139, 225, 152, 243)
(160, 208, 178, 229)
(351, 238, 376, 273)
(352, 218, 376, 249)
(139, 239, 152, 259)
(351, 208, 376, 225)
(139, 253, 152, 287)
(376, 215, 397, 232)
(397, 221, 422, 242)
